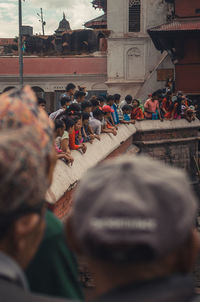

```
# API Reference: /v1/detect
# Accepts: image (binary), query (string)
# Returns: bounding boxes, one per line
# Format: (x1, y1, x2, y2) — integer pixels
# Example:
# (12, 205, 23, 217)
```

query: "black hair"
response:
(69, 103, 81, 113)
(97, 96, 105, 103)
(64, 117, 75, 131)
(66, 83, 76, 92)
(133, 99, 140, 106)
(75, 90, 86, 99)
(81, 101, 92, 111)
(107, 95, 114, 103)
(38, 97, 46, 105)
(82, 112, 90, 121)
(125, 95, 133, 103)
(78, 85, 86, 92)
(90, 99, 100, 107)
(54, 119, 65, 130)
(60, 97, 71, 107)
(93, 108, 104, 118)
(114, 94, 121, 101)
(122, 104, 132, 112)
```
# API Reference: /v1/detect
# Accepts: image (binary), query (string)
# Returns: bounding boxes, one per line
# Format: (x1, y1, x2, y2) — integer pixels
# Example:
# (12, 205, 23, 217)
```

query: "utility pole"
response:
(38, 8, 46, 36)
(18, 0, 23, 88)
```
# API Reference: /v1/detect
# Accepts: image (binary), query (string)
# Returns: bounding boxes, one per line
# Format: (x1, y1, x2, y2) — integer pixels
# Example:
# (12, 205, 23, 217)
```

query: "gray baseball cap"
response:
(71, 156, 198, 263)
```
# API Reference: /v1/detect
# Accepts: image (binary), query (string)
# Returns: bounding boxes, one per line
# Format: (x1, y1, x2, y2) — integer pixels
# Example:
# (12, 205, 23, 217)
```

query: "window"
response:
(129, 0, 141, 32)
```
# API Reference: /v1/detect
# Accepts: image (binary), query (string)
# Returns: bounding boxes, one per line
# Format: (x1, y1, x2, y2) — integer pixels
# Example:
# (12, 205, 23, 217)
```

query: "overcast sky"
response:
(0, 0, 103, 37)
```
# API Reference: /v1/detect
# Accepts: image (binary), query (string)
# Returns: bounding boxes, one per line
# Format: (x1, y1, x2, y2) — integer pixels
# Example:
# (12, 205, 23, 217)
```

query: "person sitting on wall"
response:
(144, 92, 163, 121)
(69, 115, 87, 154)
(102, 105, 118, 134)
(66, 155, 200, 302)
(165, 96, 182, 121)
(161, 92, 172, 119)
(131, 99, 144, 121)
(49, 97, 71, 121)
(181, 98, 196, 123)
(122, 104, 135, 124)
(82, 112, 100, 142)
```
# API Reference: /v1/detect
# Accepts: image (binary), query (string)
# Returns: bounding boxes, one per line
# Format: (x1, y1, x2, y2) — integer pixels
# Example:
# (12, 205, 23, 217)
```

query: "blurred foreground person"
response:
(0, 87, 83, 300)
(0, 128, 67, 302)
(67, 156, 200, 302)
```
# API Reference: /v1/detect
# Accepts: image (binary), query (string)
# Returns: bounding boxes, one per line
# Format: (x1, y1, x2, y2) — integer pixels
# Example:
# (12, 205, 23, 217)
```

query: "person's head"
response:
(114, 94, 121, 105)
(37, 97, 46, 111)
(54, 119, 65, 138)
(64, 117, 75, 134)
(81, 101, 92, 113)
(66, 83, 76, 96)
(60, 96, 71, 109)
(91, 99, 100, 111)
(68, 103, 81, 115)
(132, 99, 140, 108)
(122, 104, 132, 114)
(82, 112, 90, 125)
(102, 105, 114, 118)
(152, 92, 158, 101)
(78, 85, 87, 94)
(67, 156, 199, 294)
(93, 108, 104, 122)
(125, 95, 133, 104)
(97, 96, 105, 108)
(106, 95, 115, 107)
(75, 91, 86, 103)
(73, 116, 82, 131)
(0, 127, 49, 269)
(0, 86, 56, 186)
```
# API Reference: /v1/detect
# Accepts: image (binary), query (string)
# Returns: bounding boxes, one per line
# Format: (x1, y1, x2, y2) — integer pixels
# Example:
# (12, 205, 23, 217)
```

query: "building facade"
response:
(106, 0, 174, 99)
(149, 0, 200, 99)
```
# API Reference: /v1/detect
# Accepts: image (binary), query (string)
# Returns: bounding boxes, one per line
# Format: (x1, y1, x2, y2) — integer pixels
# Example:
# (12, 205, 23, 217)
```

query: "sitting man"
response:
(67, 155, 200, 302)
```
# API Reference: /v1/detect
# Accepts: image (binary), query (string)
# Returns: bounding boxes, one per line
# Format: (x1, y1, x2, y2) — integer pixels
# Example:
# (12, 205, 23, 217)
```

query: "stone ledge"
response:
(46, 123, 136, 204)
(135, 119, 200, 132)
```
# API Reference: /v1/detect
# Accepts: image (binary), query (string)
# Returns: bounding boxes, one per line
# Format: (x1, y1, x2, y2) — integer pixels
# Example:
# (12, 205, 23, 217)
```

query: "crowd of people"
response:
(0, 86, 200, 302)
(37, 83, 199, 166)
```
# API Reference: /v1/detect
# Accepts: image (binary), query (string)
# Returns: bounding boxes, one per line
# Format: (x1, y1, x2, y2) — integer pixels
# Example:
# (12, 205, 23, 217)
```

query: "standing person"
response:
(73, 91, 86, 105)
(144, 93, 162, 121)
(89, 108, 104, 136)
(49, 97, 71, 121)
(112, 94, 121, 124)
(66, 155, 200, 302)
(0, 87, 83, 301)
(120, 95, 133, 109)
(63, 83, 76, 103)
(131, 99, 144, 121)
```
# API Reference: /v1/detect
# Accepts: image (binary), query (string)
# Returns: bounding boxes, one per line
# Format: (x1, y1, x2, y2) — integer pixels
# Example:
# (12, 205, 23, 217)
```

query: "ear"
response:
(65, 214, 82, 255)
(176, 229, 200, 273)
(13, 214, 41, 250)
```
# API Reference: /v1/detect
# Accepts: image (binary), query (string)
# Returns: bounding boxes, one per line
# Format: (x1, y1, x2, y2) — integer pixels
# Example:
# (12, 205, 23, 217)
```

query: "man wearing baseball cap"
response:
(67, 155, 200, 302)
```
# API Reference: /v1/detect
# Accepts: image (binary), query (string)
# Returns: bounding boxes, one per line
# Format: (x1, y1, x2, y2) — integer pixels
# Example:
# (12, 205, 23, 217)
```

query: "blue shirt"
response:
(111, 103, 120, 124)
(123, 114, 131, 121)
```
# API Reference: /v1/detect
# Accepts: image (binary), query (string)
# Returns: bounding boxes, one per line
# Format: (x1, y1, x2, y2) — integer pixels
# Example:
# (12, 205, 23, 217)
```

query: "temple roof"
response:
(84, 14, 107, 29)
(92, 0, 107, 12)
(55, 13, 71, 34)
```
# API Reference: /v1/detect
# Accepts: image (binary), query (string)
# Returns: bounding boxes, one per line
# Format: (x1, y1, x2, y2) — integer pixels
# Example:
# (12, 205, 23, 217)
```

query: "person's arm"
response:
(61, 138, 70, 154)
(161, 100, 167, 114)
(101, 124, 117, 136)
(157, 102, 163, 121)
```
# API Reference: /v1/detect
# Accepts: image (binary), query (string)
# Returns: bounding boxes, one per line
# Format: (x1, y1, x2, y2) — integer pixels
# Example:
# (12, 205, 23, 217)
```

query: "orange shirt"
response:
(69, 130, 80, 150)
(131, 107, 144, 120)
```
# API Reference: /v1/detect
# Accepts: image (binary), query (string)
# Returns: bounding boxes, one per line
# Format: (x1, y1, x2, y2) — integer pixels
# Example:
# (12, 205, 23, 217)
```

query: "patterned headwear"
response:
(0, 86, 54, 156)
(0, 127, 47, 213)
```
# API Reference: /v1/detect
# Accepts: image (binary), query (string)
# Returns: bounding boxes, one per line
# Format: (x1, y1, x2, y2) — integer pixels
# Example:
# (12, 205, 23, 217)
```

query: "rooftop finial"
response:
(63, 12, 66, 19)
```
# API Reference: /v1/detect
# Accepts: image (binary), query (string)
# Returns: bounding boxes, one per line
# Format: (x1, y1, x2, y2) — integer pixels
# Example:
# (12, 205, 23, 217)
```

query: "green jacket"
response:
(26, 210, 83, 300)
